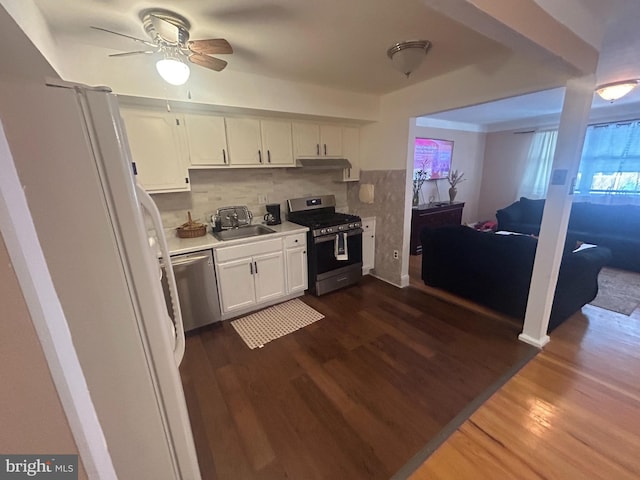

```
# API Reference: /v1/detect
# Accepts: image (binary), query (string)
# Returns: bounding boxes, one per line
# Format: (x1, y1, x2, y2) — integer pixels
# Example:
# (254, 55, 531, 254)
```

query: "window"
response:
(576, 120, 640, 199)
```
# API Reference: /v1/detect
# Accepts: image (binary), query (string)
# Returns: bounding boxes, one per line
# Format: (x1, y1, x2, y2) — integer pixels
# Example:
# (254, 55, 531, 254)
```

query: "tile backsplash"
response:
(152, 168, 348, 230)
(347, 169, 406, 286)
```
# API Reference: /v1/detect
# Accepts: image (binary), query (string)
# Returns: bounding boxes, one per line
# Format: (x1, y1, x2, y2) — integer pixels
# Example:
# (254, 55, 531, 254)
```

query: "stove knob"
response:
(348, 223, 354, 228)
(338, 225, 345, 231)
(356, 222, 361, 228)
(327, 227, 333, 233)
(320, 228, 327, 235)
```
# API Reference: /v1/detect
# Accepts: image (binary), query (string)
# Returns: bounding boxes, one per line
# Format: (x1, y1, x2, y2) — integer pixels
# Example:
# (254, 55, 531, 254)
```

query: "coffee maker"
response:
(264, 203, 281, 225)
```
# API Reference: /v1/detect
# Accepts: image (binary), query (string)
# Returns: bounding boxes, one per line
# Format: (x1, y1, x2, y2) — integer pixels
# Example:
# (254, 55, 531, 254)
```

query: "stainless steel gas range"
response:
(287, 195, 363, 295)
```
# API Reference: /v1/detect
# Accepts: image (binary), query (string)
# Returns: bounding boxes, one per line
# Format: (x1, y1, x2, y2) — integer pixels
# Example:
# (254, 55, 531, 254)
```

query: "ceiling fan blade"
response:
(187, 39, 233, 55)
(188, 53, 228, 72)
(91, 26, 156, 47)
(150, 14, 181, 44)
(109, 50, 155, 57)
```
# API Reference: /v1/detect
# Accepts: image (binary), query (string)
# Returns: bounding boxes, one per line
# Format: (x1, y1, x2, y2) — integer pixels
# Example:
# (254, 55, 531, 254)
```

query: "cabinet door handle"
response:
(324, 144, 327, 155)
(250, 262, 253, 275)
(258, 150, 262, 163)
(267, 150, 271, 163)
(223, 149, 227, 164)
(254, 261, 258, 274)
(316, 144, 320, 155)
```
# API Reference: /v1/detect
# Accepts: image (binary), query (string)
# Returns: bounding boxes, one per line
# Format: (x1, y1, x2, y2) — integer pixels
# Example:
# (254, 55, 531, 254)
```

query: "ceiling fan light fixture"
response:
(156, 56, 190, 85)
(387, 40, 431, 77)
(595, 80, 639, 102)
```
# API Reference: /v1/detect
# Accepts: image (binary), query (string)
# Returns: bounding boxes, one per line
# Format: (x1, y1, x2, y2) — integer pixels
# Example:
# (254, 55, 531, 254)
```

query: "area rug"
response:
(231, 298, 324, 349)
(590, 267, 640, 315)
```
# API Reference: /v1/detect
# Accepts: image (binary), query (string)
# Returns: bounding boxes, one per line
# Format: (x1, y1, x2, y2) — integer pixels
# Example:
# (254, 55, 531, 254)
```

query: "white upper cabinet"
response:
(226, 117, 294, 166)
(341, 126, 360, 181)
(260, 119, 294, 165)
(293, 122, 343, 157)
(121, 101, 359, 176)
(225, 117, 263, 165)
(292, 122, 321, 156)
(183, 113, 228, 167)
(320, 125, 342, 156)
(120, 106, 190, 193)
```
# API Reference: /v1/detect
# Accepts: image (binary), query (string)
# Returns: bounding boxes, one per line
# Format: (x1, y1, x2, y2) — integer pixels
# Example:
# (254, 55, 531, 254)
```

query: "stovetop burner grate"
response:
(288, 211, 361, 229)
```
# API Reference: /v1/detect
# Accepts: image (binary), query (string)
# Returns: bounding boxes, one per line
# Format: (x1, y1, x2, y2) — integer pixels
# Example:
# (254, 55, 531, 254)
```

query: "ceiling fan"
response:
(92, 9, 233, 85)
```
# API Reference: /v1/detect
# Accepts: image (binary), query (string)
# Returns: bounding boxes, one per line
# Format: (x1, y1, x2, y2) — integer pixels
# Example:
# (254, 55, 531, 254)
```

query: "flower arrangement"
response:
(447, 169, 466, 187)
(412, 164, 430, 205)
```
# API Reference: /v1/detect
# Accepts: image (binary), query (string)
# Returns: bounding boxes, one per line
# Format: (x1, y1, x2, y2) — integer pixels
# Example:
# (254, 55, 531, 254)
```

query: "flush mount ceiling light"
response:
(156, 54, 190, 86)
(387, 40, 431, 77)
(595, 80, 639, 102)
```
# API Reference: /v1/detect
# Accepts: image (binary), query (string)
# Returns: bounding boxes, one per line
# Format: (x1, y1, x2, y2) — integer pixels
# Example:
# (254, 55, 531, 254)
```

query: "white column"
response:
(519, 74, 595, 348)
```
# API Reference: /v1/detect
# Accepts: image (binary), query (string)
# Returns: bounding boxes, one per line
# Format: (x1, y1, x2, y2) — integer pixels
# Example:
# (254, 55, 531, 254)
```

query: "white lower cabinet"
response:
(254, 251, 286, 302)
(362, 217, 376, 274)
(214, 232, 308, 318)
(215, 238, 285, 315)
(284, 233, 308, 294)
(216, 258, 257, 312)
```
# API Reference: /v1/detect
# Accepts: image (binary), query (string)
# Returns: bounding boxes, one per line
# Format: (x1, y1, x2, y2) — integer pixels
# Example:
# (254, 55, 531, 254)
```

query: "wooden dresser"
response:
(410, 202, 465, 255)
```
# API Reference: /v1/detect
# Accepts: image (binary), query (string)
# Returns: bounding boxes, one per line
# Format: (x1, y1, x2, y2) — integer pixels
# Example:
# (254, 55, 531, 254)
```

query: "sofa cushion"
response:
(519, 197, 545, 224)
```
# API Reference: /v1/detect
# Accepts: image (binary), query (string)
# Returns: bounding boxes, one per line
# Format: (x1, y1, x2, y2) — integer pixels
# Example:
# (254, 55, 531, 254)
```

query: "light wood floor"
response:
(408, 254, 640, 479)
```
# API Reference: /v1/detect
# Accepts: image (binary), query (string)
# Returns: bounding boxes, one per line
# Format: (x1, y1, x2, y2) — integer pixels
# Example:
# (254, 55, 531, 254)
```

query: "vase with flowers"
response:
(447, 169, 466, 203)
(412, 167, 430, 206)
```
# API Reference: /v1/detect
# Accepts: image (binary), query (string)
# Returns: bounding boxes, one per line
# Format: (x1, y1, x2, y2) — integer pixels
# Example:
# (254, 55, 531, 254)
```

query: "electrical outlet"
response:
(393, 250, 399, 259)
(257, 194, 267, 205)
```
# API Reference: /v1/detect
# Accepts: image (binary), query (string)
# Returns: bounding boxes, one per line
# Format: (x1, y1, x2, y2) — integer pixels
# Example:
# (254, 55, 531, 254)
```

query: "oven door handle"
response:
(314, 228, 363, 244)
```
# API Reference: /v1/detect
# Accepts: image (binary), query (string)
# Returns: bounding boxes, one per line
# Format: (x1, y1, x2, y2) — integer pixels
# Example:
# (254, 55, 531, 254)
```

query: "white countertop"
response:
(165, 221, 309, 256)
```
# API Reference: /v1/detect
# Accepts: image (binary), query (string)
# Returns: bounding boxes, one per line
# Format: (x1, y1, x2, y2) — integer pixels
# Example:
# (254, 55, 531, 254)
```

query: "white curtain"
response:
(517, 130, 558, 199)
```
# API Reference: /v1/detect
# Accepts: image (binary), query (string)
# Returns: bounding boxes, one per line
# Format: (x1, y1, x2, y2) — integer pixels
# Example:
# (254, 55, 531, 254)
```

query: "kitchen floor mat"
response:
(230, 298, 324, 349)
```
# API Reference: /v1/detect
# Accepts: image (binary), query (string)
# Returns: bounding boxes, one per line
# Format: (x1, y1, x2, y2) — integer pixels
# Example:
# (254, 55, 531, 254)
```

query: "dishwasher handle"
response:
(164, 254, 210, 268)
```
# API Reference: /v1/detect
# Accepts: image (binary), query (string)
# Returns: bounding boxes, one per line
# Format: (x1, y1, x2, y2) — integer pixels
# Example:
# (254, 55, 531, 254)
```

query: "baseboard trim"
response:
(369, 273, 403, 289)
(518, 333, 550, 348)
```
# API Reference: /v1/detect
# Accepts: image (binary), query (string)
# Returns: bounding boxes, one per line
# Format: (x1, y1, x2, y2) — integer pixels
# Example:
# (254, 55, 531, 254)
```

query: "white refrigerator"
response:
(0, 78, 200, 479)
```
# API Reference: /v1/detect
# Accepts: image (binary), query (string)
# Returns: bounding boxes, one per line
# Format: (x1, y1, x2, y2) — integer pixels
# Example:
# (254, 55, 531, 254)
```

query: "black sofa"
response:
(496, 197, 640, 272)
(421, 225, 612, 331)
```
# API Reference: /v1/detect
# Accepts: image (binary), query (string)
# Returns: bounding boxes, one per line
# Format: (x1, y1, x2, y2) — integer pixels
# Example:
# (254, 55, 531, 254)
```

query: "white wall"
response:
(53, 37, 381, 123)
(362, 54, 569, 172)
(478, 129, 534, 220)
(412, 125, 486, 224)
(0, 236, 88, 479)
(358, 54, 569, 283)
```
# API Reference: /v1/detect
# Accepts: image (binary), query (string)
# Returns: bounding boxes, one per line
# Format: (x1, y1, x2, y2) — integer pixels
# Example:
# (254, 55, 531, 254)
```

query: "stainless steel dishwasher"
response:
(161, 249, 221, 332)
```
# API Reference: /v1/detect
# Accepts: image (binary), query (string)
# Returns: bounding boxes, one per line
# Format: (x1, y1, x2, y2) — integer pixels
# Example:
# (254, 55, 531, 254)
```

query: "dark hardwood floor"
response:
(180, 275, 536, 479)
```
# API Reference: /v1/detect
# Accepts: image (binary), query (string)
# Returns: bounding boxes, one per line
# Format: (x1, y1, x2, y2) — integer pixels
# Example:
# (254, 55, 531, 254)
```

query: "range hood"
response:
(296, 158, 352, 169)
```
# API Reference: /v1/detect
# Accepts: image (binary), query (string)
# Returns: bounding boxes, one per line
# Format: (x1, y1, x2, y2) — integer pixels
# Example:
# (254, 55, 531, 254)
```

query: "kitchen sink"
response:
(212, 224, 276, 241)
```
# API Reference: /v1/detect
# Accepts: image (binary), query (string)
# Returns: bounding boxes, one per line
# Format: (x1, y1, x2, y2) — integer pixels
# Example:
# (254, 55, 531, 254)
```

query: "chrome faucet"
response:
(226, 212, 239, 228)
